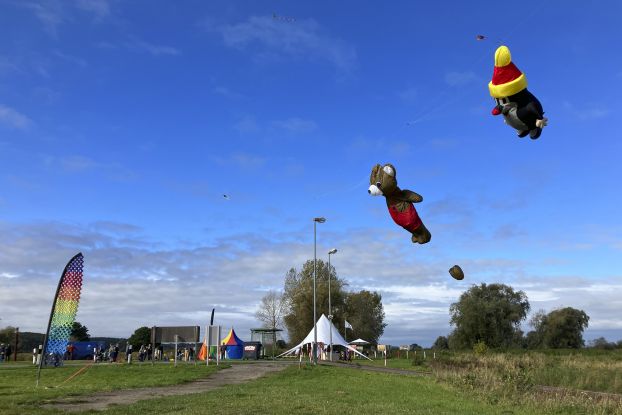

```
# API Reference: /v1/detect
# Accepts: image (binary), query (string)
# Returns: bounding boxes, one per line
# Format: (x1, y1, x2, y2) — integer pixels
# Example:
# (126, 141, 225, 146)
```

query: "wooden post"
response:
(14, 328, 19, 362)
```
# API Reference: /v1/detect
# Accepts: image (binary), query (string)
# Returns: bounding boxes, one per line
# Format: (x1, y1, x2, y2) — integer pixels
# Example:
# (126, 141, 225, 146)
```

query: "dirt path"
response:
(43, 362, 290, 412)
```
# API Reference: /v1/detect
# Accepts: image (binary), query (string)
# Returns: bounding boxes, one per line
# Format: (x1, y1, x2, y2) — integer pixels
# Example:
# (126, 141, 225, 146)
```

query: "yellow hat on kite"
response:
(488, 46, 528, 98)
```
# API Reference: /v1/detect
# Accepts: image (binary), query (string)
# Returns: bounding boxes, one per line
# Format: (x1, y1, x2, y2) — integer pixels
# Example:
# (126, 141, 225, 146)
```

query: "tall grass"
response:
(428, 349, 622, 414)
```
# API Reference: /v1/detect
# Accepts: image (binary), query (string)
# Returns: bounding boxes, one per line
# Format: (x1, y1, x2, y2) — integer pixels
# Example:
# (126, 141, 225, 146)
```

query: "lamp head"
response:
(328, 248, 338, 255)
(313, 217, 326, 223)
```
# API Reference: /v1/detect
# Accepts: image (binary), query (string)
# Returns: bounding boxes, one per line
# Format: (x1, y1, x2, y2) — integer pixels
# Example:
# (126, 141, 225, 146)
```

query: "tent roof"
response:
(221, 328, 243, 345)
(278, 314, 371, 360)
(349, 338, 370, 345)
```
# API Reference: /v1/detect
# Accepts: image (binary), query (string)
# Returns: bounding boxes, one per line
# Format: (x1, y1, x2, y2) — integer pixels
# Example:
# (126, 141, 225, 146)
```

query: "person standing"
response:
(126, 344, 133, 364)
(5, 344, 12, 362)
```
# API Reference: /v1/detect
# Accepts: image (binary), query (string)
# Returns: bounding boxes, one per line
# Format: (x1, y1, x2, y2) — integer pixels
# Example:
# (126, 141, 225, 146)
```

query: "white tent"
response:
(349, 338, 370, 345)
(278, 314, 371, 360)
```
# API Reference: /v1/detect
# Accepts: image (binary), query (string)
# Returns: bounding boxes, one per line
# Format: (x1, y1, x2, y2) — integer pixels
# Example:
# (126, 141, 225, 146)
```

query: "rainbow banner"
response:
(37, 253, 84, 380)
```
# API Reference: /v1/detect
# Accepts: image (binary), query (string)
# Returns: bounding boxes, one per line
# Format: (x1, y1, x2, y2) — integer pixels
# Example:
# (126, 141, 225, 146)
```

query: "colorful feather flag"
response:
(37, 253, 84, 384)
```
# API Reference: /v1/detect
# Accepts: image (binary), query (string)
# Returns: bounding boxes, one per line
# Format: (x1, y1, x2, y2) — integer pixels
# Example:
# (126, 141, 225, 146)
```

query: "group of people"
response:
(92, 344, 120, 363)
(133, 344, 196, 362)
(0, 343, 12, 362)
(299, 342, 354, 362)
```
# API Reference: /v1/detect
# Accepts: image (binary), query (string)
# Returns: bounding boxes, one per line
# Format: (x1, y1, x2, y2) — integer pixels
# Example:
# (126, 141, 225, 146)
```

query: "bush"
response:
(473, 341, 488, 355)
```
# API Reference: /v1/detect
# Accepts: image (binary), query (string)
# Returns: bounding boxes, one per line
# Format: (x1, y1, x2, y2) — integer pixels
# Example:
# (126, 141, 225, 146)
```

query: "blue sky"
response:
(1, 0, 621, 346)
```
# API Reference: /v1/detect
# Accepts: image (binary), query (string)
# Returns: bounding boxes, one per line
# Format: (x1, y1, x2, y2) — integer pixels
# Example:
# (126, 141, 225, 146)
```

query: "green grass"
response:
(100, 364, 538, 415)
(0, 362, 221, 414)
(2, 355, 622, 414)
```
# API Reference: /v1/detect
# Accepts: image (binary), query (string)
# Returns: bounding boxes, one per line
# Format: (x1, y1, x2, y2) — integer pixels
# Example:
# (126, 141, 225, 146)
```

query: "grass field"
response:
(1, 351, 621, 414)
(0, 362, 221, 414)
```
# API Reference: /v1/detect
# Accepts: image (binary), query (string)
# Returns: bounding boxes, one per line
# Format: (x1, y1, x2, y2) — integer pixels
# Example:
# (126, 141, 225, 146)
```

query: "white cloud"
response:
(207, 16, 356, 71)
(444, 71, 479, 86)
(44, 154, 136, 181)
(563, 101, 610, 121)
(211, 152, 266, 169)
(52, 50, 88, 67)
(1, 220, 620, 346)
(18, 0, 111, 36)
(345, 137, 413, 159)
(125, 37, 181, 56)
(0, 56, 19, 74)
(74, 0, 110, 19)
(0, 272, 19, 279)
(214, 86, 247, 101)
(21, 1, 66, 36)
(59, 155, 98, 171)
(398, 87, 418, 103)
(231, 153, 266, 169)
(272, 117, 317, 134)
(234, 115, 260, 134)
(0, 105, 32, 129)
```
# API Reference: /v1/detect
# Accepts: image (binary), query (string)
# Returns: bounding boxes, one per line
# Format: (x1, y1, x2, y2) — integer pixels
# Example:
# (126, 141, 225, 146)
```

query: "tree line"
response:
(432, 283, 622, 350)
(255, 259, 387, 346)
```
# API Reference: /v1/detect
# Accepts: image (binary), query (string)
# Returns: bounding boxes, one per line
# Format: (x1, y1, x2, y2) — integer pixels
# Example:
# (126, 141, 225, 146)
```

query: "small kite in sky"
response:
(476, 34, 486, 41)
(223, 194, 230, 200)
(273, 13, 296, 22)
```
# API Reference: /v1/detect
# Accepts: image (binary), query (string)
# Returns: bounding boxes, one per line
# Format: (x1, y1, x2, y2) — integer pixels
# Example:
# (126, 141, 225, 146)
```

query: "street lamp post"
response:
(312, 217, 326, 365)
(327, 248, 337, 361)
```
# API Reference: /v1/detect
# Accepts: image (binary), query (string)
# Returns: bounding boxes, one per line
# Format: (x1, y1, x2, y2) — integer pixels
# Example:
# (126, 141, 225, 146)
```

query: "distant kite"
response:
(223, 194, 230, 200)
(476, 35, 486, 41)
(273, 13, 295, 22)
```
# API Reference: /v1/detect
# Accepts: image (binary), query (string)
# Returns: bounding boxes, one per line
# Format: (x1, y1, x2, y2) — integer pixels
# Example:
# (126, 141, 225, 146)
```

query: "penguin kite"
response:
(489, 46, 548, 139)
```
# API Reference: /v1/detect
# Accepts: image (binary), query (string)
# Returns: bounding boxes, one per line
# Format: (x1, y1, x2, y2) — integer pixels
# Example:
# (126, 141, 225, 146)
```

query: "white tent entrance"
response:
(278, 314, 371, 361)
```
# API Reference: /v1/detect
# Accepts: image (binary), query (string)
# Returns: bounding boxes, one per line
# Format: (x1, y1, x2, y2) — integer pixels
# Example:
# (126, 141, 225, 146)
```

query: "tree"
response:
(282, 260, 347, 346)
(536, 307, 589, 349)
(343, 290, 387, 344)
(256, 290, 287, 358)
(127, 327, 151, 348)
(525, 310, 547, 348)
(255, 290, 286, 331)
(70, 321, 90, 341)
(432, 336, 449, 350)
(449, 283, 530, 349)
(0, 326, 17, 346)
(589, 337, 616, 350)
